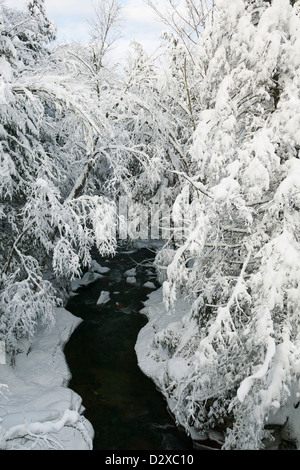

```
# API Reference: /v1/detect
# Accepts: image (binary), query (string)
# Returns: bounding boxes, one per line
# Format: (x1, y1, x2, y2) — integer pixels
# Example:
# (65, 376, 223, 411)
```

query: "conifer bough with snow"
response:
(0, 0, 300, 451)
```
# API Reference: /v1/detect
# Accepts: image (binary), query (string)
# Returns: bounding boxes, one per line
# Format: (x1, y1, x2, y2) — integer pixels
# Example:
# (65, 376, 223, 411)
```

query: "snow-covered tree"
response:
(88, 0, 123, 69)
(0, 2, 119, 356)
(0, 2, 58, 354)
(115, 0, 217, 231)
(147, 0, 216, 62)
(24, 0, 56, 44)
(152, 0, 300, 449)
(0, 0, 164, 357)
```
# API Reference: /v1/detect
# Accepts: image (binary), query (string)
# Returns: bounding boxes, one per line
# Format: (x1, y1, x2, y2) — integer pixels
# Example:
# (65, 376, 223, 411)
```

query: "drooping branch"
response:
(171, 170, 214, 199)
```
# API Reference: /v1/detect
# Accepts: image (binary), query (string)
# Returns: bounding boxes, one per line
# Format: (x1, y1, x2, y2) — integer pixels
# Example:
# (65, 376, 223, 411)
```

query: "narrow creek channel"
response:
(64, 247, 194, 451)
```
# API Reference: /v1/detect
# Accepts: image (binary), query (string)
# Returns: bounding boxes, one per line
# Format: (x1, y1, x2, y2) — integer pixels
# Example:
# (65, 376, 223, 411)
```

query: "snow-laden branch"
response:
(200, 248, 252, 350)
(170, 170, 214, 199)
(237, 335, 276, 403)
(1, 409, 93, 450)
(12, 80, 108, 138)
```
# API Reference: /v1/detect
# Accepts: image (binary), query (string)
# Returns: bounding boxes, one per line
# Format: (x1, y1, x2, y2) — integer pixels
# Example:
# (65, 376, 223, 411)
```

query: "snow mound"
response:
(166, 357, 189, 382)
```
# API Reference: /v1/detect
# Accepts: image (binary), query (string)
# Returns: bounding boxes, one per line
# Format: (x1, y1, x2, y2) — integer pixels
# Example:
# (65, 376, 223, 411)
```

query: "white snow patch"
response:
(135, 288, 204, 440)
(0, 341, 5, 365)
(0, 58, 13, 82)
(135, 288, 191, 387)
(166, 357, 189, 383)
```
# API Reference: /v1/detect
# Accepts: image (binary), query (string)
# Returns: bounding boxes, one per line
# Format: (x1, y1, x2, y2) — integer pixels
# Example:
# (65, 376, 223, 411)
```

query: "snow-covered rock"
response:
(126, 276, 137, 285)
(71, 271, 103, 292)
(124, 268, 136, 277)
(96, 291, 110, 305)
(143, 281, 156, 289)
(90, 260, 110, 274)
(135, 287, 191, 394)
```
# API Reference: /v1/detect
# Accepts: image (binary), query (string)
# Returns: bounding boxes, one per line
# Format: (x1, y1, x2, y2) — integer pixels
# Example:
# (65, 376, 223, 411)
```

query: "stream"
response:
(64, 247, 194, 451)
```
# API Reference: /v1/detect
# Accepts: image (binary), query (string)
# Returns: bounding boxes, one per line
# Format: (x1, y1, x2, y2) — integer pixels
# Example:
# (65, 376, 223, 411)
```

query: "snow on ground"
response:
(0, 308, 94, 450)
(135, 288, 186, 382)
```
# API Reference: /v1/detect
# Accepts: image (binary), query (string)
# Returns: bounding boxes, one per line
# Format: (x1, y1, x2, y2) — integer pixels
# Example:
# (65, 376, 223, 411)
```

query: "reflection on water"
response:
(65, 247, 194, 451)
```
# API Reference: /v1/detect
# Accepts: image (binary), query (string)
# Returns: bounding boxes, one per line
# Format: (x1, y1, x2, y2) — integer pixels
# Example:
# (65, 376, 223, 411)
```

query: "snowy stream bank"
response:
(136, 288, 300, 450)
(0, 248, 189, 451)
(0, 308, 94, 450)
(2, 250, 299, 450)
(64, 248, 194, 451)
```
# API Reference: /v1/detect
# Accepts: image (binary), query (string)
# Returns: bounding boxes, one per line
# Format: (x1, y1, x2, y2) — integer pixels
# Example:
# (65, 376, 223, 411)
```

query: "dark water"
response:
(65, 247, 194, 451)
